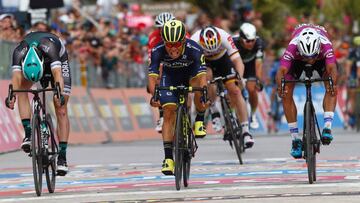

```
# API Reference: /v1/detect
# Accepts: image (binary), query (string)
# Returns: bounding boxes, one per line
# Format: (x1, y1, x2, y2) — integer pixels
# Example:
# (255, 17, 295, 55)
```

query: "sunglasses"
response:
(243, 39, 255, 43)
(165, 41, 183, 48)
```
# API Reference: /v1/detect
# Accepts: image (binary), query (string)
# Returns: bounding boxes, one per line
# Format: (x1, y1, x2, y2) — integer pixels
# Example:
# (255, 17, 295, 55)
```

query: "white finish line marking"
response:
(1, 182, 360, 202)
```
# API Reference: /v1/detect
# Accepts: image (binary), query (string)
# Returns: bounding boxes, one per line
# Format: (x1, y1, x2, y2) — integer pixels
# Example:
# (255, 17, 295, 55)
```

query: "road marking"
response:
(1, 182, 360, 202)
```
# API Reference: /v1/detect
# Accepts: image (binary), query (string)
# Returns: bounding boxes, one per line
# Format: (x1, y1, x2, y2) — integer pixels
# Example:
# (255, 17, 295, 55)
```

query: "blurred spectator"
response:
(96, 0, 119, 18)
(0, 13, 17, 41)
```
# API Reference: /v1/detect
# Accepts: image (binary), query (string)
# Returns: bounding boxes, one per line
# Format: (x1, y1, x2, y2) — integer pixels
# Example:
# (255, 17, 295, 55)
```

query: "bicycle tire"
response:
(174, 106, 184, 190)
(304, 101, 316, 184)
(183, 114, 192, 187)
(45, 114, 57, 193)
(221, 99, 243, 165)
(31, 115, 43, 196)
(355, 91, 360, 132)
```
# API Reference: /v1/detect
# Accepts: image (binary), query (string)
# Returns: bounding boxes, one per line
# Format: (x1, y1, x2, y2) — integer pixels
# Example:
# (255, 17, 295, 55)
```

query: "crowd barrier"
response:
(0, 80, 349, 153)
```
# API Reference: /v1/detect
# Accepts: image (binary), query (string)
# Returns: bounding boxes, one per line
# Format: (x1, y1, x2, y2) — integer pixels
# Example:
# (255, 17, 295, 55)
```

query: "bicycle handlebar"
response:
(153, 85, 208, 103)
(8, 82, 62, 100)
(208, 73, 237, 84)
(280, 76, 334, 96)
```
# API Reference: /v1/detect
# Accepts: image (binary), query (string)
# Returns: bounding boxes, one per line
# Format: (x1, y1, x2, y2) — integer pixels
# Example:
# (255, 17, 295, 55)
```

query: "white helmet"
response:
(155, 12, 175, 28)
(239, 22, 256, 40)
(297, 28, 321, 58)
(199, 26, 221, 51)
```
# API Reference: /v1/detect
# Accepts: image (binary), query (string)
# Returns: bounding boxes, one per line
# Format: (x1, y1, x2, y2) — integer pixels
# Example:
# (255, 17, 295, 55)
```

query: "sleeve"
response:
(11, 42, 27, 72)
(40, 38, 62, 70)
(322, 44, 337, 65)
(148, 47, 162, 76)
(279, 44, 296, 69)
(191, 47, 207, 78)
(219, 29, 238, 57)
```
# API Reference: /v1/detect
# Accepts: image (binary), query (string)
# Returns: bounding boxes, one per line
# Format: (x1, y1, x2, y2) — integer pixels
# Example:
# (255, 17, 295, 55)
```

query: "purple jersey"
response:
(280, 24, 336, 70)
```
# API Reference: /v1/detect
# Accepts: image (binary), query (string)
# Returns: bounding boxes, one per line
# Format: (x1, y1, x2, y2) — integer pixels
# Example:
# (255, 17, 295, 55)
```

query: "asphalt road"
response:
(0, 129, 359, 202)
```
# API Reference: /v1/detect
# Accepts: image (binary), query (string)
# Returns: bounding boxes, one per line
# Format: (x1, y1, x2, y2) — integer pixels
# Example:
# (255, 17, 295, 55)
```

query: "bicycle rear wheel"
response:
(31, 115, 43, 196)
(304, 102, 316, 184)
(222, 99, 243, 165)
(45, 114, 57, 193)
(174, 106, 184, 190)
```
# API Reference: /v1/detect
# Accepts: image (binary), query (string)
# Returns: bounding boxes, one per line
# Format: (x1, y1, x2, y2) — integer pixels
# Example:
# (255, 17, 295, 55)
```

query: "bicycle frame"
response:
(209, 74, 244, 164)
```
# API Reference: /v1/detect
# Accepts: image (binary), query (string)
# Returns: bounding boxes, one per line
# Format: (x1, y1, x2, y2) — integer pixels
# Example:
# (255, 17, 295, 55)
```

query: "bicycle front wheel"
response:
(31, 115, 43, 196)
(45, 114, 57, 193)
(222, 99, 243, 165)
(183, 115, 192, 187)
(304, 101, 316, 184)
(174, 106, 184, 190)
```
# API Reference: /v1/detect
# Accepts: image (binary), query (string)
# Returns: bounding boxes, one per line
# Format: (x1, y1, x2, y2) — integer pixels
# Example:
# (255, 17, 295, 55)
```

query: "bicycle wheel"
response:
(222, 99, 243, 165)
(174, 106, 184, 190)
(183, 115, 192, 187)
(31, 115, 43, 196)
(304, 102, 316, 184)
(45, 114, 57, 193)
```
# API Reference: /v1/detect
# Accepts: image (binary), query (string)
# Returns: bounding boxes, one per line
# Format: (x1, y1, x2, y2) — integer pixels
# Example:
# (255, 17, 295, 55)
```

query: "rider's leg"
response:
(161, 103, 177, 175)
(246, 80, 259, 129)
(206, 68, 222, 132)
(322, 78, 337, 144)
(225, 81, 254, 147)
(282, 83, 302, 158)
(17, 77, 33, 152)
(191, 74, 208, 138)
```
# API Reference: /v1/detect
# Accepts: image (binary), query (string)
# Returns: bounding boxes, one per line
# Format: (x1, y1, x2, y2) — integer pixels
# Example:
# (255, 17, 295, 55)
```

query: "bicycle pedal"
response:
(56, 171, 67, 176)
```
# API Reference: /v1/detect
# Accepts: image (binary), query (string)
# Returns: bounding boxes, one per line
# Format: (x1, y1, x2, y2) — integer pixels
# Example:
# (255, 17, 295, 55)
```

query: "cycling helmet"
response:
(22, 42, 44, 82)
(161, 20, 186, 43)
(297, 28, 321, 58)
(155, 12, 175, 28)
(199, 26, 221, 51)
(239, 22, 256, 40)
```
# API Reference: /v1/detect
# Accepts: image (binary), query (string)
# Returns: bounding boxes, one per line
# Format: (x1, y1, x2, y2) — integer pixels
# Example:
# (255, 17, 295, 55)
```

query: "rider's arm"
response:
(255, 40, 265, 80)
(11, 71, 22, 91)
(148, 45, 162, 96)
(275, 65, 289, 88)
(51, 67, 64, 93)
(230, 53, 245, 78)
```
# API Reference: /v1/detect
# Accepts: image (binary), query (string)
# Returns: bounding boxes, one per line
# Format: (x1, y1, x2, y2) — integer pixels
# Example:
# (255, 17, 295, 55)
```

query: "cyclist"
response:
(276, 24, 338, 158)
(233, 22, 265, 129)
(191, 25, 254, 148)
(147, 12, 176, 133)
(148, 20, 208, 175)
(345, 36, 360, 128)
(5, 31, 71, 175)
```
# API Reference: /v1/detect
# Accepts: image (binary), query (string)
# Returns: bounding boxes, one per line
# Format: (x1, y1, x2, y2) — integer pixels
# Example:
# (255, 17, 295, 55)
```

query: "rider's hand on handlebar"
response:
(54, 94, 65, 107)
(150, 96, 161, 107)
(5, 96, 16, 110)
(277, 85, 288, 98)
(256, 78, 264, 91)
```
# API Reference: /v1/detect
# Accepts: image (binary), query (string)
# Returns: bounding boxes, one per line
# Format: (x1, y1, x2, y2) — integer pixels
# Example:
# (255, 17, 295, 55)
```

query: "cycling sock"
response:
(163, 141, 173, 159)
(289, 122, 300, 140)
(211, 112, 221, 120)
(195, 110, 205, 122)
(59, 142, 68, 159)
(241, 122, 250, 133)
(159, 107, 163, 118)
(324, 111, 334, 129)
(22, 119, 31, 138)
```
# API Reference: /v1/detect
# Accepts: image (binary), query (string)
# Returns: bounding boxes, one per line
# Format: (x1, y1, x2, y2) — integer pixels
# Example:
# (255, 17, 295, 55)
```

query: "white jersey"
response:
(191, 27, 240, 61)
